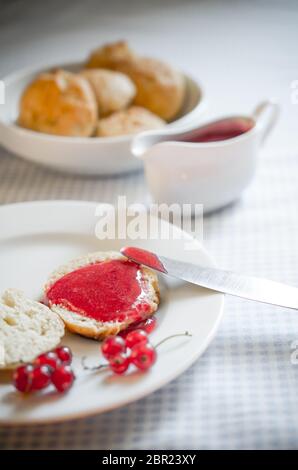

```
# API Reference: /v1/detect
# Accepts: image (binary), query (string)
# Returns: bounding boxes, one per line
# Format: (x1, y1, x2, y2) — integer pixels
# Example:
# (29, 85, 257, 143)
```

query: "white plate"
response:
(0, 62, 205, 176)
(0, 201, 223, 424)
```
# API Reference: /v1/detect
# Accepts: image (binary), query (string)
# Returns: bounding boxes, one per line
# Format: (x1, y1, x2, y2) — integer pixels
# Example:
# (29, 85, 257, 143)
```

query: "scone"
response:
(119, 57, 185, 121)
(44, 251, 160, 340)
(85, 40, 136, 69)
(96, 106, 165, 137)
(80, 69, 136, 116)
(18, 70, 97, 137)
(86, 40, 186, 121)
(0, 289, 65, 369)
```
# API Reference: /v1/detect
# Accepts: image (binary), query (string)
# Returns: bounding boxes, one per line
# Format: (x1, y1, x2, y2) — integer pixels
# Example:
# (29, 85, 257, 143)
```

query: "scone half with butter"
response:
(0, 289, 65, 370)
(44, 251, 160, 340)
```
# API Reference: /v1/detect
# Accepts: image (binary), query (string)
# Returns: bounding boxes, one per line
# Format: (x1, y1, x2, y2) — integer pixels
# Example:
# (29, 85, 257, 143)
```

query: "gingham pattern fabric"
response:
(0, 147, 298, 450)
(1, 0, 298, 450)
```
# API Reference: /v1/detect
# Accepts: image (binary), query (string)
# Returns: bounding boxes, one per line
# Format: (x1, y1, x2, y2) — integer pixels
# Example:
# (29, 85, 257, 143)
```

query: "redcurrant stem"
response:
(154, 331, 192, 349)
(81, 356, 109, 371)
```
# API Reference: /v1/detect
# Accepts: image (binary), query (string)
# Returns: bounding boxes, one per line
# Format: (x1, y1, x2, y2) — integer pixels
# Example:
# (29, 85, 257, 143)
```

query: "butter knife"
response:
(121, 247, 298, 310)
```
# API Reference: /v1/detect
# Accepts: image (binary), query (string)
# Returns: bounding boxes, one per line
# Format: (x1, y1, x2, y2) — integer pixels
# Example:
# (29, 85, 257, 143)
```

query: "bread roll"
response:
(80, 69, 136, 116)
(96, 106, 165, 137)
(18, 70, 97, 137)
(86, 41, 186, 121)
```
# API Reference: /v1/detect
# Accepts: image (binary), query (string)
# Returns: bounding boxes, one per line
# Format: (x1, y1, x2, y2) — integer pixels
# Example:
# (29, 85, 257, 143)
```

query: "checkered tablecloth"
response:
(1, 0, 298, 451)
(0, 146, 298, 450)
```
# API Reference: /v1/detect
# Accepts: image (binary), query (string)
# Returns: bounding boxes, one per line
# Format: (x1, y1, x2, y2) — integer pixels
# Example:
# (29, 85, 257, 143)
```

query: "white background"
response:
(0, 0, 297, 149)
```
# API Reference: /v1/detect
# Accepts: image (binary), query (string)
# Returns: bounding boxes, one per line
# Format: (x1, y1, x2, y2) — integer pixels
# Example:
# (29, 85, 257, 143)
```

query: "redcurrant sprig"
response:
(13, 346, 75, 394)
(82, 330, 192, 376)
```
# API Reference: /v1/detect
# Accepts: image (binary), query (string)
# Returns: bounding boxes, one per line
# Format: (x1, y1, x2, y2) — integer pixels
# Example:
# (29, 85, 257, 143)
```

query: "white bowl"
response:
(0, 62, 205, 175)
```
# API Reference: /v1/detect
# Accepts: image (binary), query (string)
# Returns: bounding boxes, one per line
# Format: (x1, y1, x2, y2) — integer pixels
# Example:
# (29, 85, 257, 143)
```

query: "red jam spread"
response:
(182, 118, 254, 143)
(119, 316, 157, 338)
(121, 247, 167, 273)
(46, 259, 151, 323)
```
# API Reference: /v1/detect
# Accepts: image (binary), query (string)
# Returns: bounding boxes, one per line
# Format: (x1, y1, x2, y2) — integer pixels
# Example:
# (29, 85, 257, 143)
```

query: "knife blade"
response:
(121, 247, 298, 310)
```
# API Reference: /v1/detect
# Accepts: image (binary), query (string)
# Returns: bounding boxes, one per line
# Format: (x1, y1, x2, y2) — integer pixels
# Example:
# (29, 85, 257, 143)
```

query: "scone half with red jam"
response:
(44, 251, 160, 340)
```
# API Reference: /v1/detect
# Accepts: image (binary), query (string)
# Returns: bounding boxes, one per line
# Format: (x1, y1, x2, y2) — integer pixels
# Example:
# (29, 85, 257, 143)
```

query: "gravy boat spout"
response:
(131, 127, 193, 159)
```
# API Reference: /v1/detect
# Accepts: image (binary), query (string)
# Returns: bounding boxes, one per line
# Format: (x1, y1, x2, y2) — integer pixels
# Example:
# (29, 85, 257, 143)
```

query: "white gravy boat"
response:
(131, 101, 279, 213)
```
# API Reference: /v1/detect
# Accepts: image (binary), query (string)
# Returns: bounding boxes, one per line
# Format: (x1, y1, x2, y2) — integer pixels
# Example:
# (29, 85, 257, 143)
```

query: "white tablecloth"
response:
(1, 0, 298, 450)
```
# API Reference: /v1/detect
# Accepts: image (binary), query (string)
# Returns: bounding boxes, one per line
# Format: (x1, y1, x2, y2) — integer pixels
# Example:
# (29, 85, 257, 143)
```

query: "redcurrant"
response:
(55, 346, 72, 365)
(35, 351, 60, 370)
(125, 329, 148, 349)
(131, 343, 157, 371)
(140, 317, 157, 334)
(51, 365, 75, 393)
(31, 365, 52, 391)
(108, 352, 131, 375)
(102, 336, 126, 359)
(13, 364, 34, 393)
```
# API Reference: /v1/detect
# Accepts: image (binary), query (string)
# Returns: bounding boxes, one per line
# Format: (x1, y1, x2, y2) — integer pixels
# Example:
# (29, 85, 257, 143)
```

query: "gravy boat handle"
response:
(253, 100, 280, 144)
